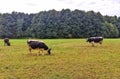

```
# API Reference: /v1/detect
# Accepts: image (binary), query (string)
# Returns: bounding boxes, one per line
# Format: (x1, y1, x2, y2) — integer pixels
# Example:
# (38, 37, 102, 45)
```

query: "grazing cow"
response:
(4, 38, 10, 46)
(86, 37, 103, 47)
(27, 40, 51, 55)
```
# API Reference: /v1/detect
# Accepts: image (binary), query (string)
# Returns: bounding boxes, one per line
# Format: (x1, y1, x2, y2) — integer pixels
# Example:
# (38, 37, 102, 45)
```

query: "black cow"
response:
(86, 37, 103, 47)
(27, 40, 51, 55)
(4, 38, 10, 46)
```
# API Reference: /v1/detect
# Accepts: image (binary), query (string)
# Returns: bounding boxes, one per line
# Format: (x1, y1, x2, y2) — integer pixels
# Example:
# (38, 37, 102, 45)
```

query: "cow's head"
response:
(48, 48, 51, 55)
(86, 38, 92, 42)
(86, 38, 89, 42)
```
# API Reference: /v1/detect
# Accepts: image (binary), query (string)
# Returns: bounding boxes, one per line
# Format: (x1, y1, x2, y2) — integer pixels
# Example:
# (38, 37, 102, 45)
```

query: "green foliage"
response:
(102, 22, 119, 37)
(0, 12, 34, 38)
(0, 10, 120, 38)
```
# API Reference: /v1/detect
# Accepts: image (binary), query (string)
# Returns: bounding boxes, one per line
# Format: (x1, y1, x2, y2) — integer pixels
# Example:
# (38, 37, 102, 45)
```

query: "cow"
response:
(27, 39, 51, 55)
(86, 37, 103, 47)
(4, 38, 10, 46)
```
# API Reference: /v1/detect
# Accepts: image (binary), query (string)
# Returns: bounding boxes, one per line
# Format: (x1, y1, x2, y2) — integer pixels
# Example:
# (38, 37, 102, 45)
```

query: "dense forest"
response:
(0, 9, 120, 38)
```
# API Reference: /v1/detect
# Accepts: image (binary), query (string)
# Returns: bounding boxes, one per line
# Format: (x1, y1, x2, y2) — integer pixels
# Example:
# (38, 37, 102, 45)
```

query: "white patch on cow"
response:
(28, 39, 44, 43)
(98, 37, 103, 39)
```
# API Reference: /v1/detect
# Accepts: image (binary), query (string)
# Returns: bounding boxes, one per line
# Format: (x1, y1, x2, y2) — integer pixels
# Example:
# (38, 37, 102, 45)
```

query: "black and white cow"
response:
(86, 37, 103, 47)
(27, 40, 51, 55)
(4, 38, 10, 46)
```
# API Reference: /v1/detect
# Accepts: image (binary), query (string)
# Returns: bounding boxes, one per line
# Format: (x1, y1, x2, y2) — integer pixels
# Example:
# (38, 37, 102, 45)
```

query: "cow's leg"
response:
(4, 42, 7, 46)
(91, 41, 95, 47)
(41, 49, 44, 56)
(38, 49, 41, 56)
(29, 48, 32, 54)
(4, 42, 5, 46)
(99, 41, 102, 45)
(38, 49, 44, 56)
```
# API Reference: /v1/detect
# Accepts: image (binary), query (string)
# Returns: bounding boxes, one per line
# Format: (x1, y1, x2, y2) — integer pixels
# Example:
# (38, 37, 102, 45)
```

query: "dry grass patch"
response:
(0, 39, 120, 79)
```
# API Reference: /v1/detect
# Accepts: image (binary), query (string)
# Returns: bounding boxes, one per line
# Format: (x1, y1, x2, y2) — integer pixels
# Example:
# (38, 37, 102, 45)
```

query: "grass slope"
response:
(0, 39, 120, 79)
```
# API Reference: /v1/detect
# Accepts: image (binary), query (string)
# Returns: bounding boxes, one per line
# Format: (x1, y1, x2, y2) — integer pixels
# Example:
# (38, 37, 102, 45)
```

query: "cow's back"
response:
(28, 41, 48, 50)
(94, 37, 103, 42)
(87, 37, 103, 42)
(4, 38, 9, 42)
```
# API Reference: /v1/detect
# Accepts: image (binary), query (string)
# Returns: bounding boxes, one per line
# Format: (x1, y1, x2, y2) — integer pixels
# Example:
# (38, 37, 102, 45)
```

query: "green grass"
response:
(0, 39, 120, 79)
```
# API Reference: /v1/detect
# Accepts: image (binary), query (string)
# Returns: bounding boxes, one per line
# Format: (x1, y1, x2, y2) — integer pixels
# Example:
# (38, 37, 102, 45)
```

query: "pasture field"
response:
(0, 39, 120, 79)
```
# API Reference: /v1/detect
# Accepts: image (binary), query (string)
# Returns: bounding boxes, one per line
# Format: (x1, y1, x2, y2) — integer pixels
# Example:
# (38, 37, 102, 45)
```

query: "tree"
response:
(0, 9, 119, 38)
(102, 22, 119, 37)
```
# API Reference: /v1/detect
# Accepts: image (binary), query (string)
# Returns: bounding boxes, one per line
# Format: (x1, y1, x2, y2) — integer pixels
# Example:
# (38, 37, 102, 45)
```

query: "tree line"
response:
(0, 9, 120, 38)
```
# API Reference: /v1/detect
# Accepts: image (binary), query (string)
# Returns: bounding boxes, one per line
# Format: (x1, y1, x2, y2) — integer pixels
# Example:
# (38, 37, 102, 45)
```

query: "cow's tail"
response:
(48, 48, 51, 55)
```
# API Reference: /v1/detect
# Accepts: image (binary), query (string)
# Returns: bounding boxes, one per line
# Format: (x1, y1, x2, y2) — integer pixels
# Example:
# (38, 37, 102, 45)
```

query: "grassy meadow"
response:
(0, 39, 120, 79)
